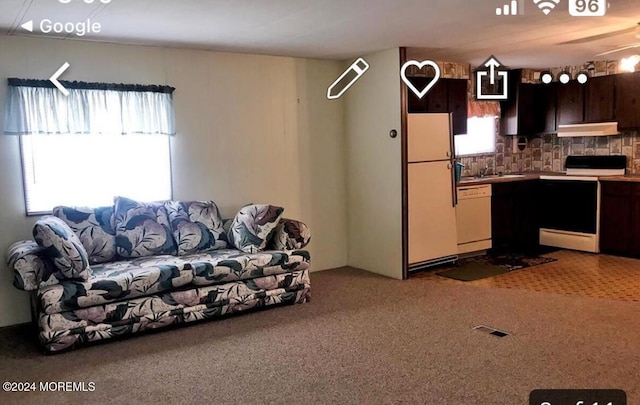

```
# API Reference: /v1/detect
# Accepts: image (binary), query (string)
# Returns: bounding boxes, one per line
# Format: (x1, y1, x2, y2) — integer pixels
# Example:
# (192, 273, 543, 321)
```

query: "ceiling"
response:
(1, 0, 640, 68)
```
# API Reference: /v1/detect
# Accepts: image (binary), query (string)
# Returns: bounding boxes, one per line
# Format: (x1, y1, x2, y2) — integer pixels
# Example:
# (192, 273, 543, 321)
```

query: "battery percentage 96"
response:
(569, 0, 608, 16)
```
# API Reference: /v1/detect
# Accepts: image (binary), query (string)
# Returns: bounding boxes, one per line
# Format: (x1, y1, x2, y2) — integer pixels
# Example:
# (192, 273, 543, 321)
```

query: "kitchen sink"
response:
(460, 174, 525, 183)
(487, 174, 525, 179)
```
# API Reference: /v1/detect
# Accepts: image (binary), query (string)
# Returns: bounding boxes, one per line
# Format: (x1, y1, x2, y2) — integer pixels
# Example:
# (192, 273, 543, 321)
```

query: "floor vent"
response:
(473, 325, 510, 338)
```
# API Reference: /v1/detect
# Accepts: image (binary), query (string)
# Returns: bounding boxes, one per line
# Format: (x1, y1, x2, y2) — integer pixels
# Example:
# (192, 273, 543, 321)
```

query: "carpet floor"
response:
(1, 267, 639, 405)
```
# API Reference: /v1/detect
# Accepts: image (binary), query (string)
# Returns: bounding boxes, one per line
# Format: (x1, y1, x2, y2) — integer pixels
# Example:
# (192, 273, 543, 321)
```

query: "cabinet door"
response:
(407, 77, 429, 113)
(630, 184, 640, 256)
(408, 161, 457, 265)
(514, 180, 540, 249)
(448, 79, 468, 135)
(600, 182, 633, 255)
(585, 75, 615, 123)
(557, 81, 584, 125)
(518, 84, 540, 135)
(540, 83, 557, 132)
(491, 182, 516, 250)
(615, 72, 640, 130)
(426, 79, 449, 113)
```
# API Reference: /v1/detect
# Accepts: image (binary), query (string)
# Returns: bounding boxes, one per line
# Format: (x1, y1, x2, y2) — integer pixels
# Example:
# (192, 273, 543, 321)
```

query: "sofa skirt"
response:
(38, 269, 311, 352)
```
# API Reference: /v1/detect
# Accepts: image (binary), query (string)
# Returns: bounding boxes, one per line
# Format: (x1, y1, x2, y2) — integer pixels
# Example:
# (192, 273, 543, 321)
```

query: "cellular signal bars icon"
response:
(496, 0, 524, 16)
(533, 0, 560, 15)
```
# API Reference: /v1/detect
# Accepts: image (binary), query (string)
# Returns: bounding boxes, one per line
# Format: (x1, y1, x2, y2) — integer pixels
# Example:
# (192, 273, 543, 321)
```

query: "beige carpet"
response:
(0, 267, 638, 405)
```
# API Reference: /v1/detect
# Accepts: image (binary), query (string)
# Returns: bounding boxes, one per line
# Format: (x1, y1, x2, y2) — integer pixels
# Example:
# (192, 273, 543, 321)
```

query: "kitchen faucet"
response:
(479, 165, 489, 178)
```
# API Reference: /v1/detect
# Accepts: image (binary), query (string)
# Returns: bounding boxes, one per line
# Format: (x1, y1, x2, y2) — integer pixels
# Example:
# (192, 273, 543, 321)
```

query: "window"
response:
(21, 135, 172, 214)
(4, 79, 175, 214)
(454, 116, 497, 156)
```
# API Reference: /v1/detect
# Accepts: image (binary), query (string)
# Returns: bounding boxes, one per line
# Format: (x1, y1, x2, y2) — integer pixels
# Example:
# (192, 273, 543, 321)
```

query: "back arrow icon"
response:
(49, 62, 70, 96)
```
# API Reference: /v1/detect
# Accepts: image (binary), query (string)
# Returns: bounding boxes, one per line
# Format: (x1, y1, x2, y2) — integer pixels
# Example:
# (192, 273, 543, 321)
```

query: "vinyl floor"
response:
(413, 250, 640, 302)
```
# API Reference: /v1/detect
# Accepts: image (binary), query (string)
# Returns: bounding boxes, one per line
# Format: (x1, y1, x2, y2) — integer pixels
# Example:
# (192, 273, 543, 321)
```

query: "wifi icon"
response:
(533, 0, 560, 15)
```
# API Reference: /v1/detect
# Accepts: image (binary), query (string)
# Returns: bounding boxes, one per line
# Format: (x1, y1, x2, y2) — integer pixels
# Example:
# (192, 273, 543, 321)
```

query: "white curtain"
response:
(4, 83, 175, 136)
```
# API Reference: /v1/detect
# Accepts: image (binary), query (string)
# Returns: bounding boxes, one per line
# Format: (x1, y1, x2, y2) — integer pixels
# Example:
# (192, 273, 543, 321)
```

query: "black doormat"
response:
(436, 262, 508, 282)
(436, 251, 558, 281)
(477, 251, 558, 272)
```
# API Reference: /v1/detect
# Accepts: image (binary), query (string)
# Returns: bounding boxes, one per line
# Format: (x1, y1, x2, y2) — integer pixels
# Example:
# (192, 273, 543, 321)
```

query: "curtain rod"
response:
(7, 78, 175, 94)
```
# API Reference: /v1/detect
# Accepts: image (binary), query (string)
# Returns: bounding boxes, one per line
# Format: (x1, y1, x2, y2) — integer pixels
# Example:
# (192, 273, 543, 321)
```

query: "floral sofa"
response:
(8, 197, 311, 352)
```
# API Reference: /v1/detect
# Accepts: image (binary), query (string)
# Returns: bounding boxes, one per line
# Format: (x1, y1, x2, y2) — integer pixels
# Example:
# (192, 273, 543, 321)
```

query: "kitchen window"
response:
(454, 116, 497, 156)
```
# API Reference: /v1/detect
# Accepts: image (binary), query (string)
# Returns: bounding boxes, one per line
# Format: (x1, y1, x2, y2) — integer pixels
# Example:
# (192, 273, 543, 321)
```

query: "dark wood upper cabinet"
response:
(407, 78, 468, 135)
(447, 79, 468, 135)
(425, 79, 449, 113)
(585, 75, 615, 123)
(407, 77, 429, 113)
(615, 71, 640, 130)
(500, 70, 545, 136)
(540, 82, 557, 133)
(556, 81, 585, 125)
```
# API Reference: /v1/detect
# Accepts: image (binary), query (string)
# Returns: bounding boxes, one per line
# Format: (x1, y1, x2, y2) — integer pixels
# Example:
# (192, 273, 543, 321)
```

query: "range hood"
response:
(557, 122, 619, 137)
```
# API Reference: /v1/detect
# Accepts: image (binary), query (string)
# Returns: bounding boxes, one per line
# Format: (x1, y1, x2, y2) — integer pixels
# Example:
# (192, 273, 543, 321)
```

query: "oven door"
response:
(539, 178, 598, 234)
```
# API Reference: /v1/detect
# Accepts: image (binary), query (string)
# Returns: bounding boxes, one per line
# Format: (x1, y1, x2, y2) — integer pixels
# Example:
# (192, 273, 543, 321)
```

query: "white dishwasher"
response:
(456, 184, 492, 254)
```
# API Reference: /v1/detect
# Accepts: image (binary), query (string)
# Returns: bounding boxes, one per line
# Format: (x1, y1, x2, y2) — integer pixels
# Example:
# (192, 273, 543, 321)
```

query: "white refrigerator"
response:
(408, 113, 458, 269)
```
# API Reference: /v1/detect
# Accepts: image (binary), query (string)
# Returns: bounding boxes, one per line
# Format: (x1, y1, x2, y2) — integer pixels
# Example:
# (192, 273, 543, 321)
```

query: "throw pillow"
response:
(228, 204, 284, 253)
(165, 200, 228, 255)
(53, 205, 116, 264)
(114, 196, 177, 258)
(269, 219, 312, 250)
(32, 216, 92, 280)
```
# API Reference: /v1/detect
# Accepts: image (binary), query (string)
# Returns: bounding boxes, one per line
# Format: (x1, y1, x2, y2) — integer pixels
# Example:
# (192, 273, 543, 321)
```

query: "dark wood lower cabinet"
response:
(600, 181, 640, 256)
(491, 180, 539, 252)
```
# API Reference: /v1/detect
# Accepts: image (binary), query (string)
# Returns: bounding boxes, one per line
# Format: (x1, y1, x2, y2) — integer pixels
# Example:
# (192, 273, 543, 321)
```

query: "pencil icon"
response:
(327, 58, 370, 100)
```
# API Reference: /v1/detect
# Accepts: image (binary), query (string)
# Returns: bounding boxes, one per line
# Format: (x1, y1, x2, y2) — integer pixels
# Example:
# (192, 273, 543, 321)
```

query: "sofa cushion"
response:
(165, 200, 228, 255)
(227, 204, 284, 253)
(114, 196, 177, 258)
(183, 248, 310, 286)
(269, 219, 311, 250)
(53, 206, 116, 264)
(38, 255, 193, 314)
(33, 216, 92, 281)
(39, 269, 311, 335)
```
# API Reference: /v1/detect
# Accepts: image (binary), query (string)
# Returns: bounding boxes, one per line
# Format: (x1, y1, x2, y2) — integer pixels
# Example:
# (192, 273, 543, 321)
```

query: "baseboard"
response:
(0, 321, 31, 331)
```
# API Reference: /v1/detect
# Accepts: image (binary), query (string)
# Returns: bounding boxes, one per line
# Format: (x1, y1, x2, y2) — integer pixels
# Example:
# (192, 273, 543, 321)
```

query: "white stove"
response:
(538, 155, 627, 253)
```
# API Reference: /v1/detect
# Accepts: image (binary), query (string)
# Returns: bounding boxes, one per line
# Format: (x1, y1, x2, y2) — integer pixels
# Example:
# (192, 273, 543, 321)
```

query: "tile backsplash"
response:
(458, 132, 640, 177)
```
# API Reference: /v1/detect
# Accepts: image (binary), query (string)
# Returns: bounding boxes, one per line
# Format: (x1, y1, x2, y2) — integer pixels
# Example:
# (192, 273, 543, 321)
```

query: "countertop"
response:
(457, 172, 560, 186)
(598, 175, 640, 182)
(457, 172, 640, 186)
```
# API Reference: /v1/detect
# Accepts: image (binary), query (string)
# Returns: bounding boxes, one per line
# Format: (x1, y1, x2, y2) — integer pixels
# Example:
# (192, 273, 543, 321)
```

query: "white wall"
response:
(345, 48, 403, 279)
(0, 36, 348, 327)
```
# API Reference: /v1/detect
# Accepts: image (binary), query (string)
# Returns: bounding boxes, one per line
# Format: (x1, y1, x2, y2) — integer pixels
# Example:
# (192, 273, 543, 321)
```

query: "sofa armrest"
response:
(270, 219, 311, 250)
(8, 241, 59, 291)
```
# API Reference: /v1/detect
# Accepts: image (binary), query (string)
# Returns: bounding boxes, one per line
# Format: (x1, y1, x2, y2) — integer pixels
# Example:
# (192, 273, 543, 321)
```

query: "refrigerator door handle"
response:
(450, 162, 458, 207)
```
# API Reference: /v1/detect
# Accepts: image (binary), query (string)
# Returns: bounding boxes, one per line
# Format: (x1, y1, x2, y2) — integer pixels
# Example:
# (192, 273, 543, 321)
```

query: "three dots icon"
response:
(540, 71, 589, 85)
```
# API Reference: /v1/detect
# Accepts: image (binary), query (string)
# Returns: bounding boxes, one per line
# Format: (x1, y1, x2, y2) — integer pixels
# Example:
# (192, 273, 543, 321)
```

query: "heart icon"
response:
(400, 60, 441, 99)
